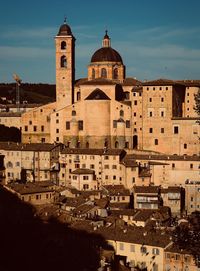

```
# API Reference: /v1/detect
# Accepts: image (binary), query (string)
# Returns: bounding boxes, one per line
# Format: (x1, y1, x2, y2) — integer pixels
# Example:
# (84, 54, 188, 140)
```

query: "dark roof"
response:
(80, 78, 116, 86)
(125, 153, 200, 162)
(142, 78, 184, 86)
(6, 182, 55, 195)
(91, 47, 123, 63)
(71, 168, 95, 175)
(102, 185, 130, 196)
(57, 21, 72, 36)
(61, 148, 126, 156)
(122, 78, 142, 86)
(85, 88, 110, 100)
(177, 79, 200, 87)
(133, 186, 160, 194)
(0, 112, 22, 117)
(0, 142, 62, 151)
(74, 78, 88, 86)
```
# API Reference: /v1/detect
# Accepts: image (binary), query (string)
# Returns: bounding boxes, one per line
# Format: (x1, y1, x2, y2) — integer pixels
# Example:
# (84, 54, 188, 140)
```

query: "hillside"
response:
(0, 83, 56, 104)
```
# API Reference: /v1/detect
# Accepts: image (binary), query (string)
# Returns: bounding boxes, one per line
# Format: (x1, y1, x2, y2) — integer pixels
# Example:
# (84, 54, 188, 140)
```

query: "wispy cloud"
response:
(0, 46, 54, 59)
(1, 26, 57, 39)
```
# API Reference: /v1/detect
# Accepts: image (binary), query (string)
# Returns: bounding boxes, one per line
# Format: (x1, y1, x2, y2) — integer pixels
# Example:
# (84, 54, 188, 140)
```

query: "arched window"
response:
(60, 55, 67, 68)
(77, 91, 81, 101)
(86, 142, 89, 148)
(92, 69, 95, 79)
(113, 68, 118, 79)
(61, 41, 66, 50)
(7, 161, 13, 168)
(115, 141, 119, 148)
(120, 110, 124, 117)
(101, 68, 107, 78)
(72, 110, 76, 116)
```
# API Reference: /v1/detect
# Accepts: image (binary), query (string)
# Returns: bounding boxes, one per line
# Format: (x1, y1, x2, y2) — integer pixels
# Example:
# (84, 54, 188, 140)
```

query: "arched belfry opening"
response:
(133, 135, 138, 149)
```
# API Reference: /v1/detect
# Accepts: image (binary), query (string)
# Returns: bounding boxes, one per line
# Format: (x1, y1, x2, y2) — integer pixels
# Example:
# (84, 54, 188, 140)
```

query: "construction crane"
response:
(13, 73, 22, 113)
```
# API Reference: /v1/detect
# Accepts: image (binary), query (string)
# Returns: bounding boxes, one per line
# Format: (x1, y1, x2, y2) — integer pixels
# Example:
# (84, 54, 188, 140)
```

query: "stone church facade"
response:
(21, 20, 200, 156)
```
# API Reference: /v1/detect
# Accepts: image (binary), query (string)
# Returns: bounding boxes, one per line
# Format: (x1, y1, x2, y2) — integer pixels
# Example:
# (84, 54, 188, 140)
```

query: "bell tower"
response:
(55, 19, 75, 109)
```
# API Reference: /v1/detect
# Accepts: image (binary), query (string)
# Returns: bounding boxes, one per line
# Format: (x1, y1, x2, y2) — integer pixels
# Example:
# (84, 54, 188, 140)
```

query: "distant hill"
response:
(0, 83, 56, 104)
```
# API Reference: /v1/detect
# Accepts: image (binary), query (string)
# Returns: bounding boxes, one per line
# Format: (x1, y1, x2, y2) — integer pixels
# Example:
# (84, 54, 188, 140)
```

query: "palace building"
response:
(21, 20, 200, 156)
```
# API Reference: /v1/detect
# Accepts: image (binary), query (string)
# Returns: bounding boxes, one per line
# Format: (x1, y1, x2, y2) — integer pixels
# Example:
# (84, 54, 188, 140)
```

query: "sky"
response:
(0, 0, 200, 83)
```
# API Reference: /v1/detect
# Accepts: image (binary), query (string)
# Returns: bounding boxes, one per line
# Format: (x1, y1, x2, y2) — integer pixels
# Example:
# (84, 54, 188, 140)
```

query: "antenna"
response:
(13, 73, 22, 113)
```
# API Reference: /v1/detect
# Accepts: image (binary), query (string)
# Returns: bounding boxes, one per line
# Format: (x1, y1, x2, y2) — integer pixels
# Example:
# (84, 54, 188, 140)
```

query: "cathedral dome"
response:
(91, 47, 123, 63)
(57, 19, 72, 36)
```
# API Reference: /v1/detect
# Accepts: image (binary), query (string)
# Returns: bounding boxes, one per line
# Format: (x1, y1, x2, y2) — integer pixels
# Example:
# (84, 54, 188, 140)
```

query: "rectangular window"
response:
(66, 121, 70, 130)
(172, 163, 175, 169)
(119, 243, 124, 250)
(41, 125, 44, 132)
(155, 139, 158, 145)
(161, 97, 164, 102)
(174, 126, 179, 134)
(104, 165, 109, 169)
(149, 98, 152, 102)
(56, 119, 59, 124)
(126, 120, 130, 128)
(184, 143, 187, 149)
(56, 128, 59, 133)
(130, 244, 135, 252)
(190, 164, 193, 169)
(161, 128, 164, 133)
(33, 126, 37, 132)
(83, 176, 89, 180)
(29, 121, 32, 125)
(25, 126, 28, 132)
(132, 177, 135, 183)
(152, 248, 159, 255)
(149, 128, 153, 133)
(134, 100, 137, 105)
(113, 120, 117, 128)
(133, 112, 137, 117)
(78, 120, 83, 130)
(112, 165, 117, 169)
(90, 164, 95, 169)
(140, 246, 147, 254)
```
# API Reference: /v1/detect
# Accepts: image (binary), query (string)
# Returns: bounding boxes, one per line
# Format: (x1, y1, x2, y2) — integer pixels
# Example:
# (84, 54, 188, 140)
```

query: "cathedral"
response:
(21, 20, 200, 156)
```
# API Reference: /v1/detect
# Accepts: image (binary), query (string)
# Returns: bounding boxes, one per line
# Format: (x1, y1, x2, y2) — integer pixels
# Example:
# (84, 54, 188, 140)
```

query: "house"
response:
(133, 186, 161, 209)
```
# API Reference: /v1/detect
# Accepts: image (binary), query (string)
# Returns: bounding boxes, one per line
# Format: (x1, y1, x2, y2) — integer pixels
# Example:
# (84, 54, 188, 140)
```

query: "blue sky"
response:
(0, 0, 200, 83)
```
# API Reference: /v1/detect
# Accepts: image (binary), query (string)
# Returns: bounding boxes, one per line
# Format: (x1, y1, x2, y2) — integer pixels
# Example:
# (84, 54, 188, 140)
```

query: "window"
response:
(130, 244, 135, 252)
(25, 126, 28, 132)
(77, 91, 81, 101)
(78, 120, 83, 130)
(184, 143, 187, 149)
(66, 121, 70, 130)
(174, 126, 179, 134)
(172, 163, 175, 169)
(149, 111, 153, 117)
(113, 175, 116, 180)
(112, 165, 117, 169)
(166, 87, 168, 90)
(152, 248, 159, 255)
(161, 111, 164, 117)
(56, 119, 59, 124)
(86, 142, 89, 148)
(133, 112, 136, 117)
(113, 68, 118, 79)
(101, 68, 107, 78)
(60, 55, 67, 67)
(159, 87, 162, 90)
(56, 137, 59, 142)
(83, 176, 89, 180)
(16, 162, 20, 167)
(132, 177, 135, 183)
(33, 126, 37, 132)
(83, 184, 89, 190)
(56, 129, 59, 133)
(115, 141, 119, 148)
(104, 156, 109, 160)
(41, 125, 44, 132)
(119, 243, 124, 250)
(61, 41, 66, 50)
(191, 197, 193, 202)
(134, 100, 137, 105)
(126, 120, 130, 128)
(155, 139, 158, 145)
(190, 163, 193, 169)
(41, 138, 45, 143)
(161, 97, 164, 102)
(125, 142, 129, 148)
(92, 68, 95, 79)
(120, 110, 124, 117)
(149, 98, 152, 102)
(104, 165, 109, 169)
(149, 128, 153, 133)
(72, 110, 76, 116)
(161, 128, 164, 133)
(90, 164, 95, 169)
(140, 246, 147, 253)
(113, 120, 117, 128)
(29, 120, 32, 125)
